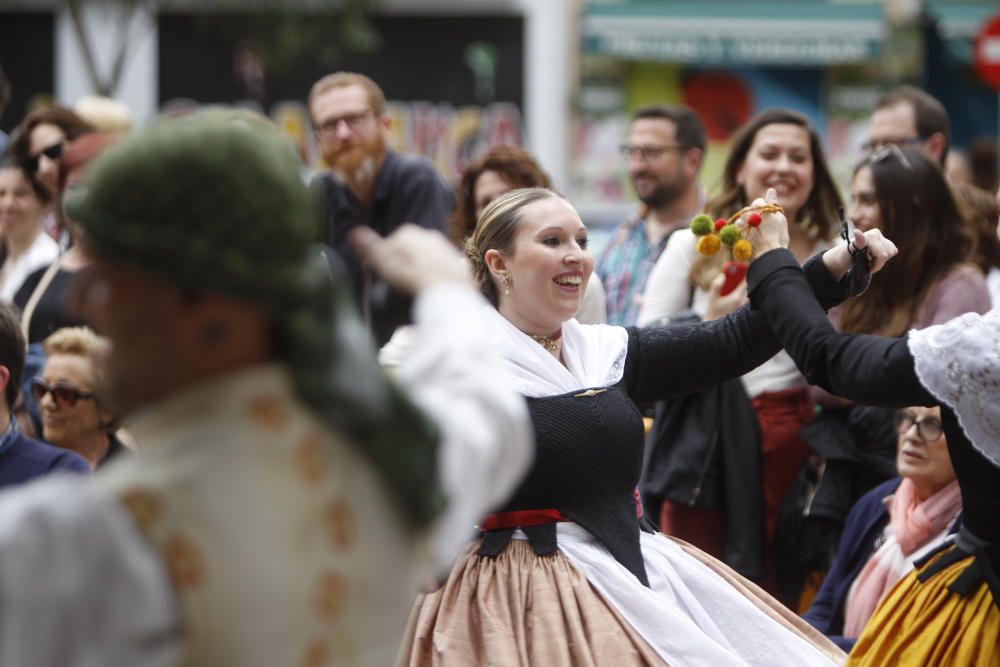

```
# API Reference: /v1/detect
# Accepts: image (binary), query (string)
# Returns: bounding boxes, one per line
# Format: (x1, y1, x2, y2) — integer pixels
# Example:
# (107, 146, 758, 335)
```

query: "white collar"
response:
(487, 310, 629, 398)
(908, 309, 1000, 468)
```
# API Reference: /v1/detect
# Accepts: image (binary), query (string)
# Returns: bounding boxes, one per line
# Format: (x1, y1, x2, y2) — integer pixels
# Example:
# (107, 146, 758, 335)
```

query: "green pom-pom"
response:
(690, 214, 713, 236)
(719, 224, 740, 246)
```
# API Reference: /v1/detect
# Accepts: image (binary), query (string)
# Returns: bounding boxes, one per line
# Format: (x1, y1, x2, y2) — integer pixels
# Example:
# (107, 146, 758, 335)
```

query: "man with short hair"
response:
(309, 71, 454, 345)
(0, 302, 90, 486)
(597, 104, 706, 325)
(865, 85, 950, 165)
(0, 113, 531, 666)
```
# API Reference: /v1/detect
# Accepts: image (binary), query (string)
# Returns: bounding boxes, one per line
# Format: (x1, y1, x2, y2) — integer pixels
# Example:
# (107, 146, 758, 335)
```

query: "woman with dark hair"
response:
(11, 106, 95, 198)
(638, 109, 843, 594)
(399, 187, 898, 666)
(839, 145, 986, 337)
(745, 188, 999, 666)
(0, 154, 58, 302)
(952, 181, 1000, 306)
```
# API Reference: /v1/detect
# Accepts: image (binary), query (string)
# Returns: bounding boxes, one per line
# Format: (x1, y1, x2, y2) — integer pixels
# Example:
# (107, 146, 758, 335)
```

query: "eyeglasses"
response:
(867, 143, 914, 171)
(894, 410, 943, 441)
(619, 144, 687, 161)
(30, 378, 96, 409)
(315, 110, 374, 136)
(21, 142, 65, 175)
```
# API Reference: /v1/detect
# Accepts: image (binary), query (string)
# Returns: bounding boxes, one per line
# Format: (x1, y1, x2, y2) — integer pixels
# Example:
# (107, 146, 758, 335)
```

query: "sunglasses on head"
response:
(30, 378, 96, 408)
(21, 142, 65, 175)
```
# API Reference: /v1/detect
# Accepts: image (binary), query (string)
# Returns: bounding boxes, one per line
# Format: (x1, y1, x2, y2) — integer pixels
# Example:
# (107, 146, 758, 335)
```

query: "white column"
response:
(55, 2, 158, 128)
(518, 0, 576, 191)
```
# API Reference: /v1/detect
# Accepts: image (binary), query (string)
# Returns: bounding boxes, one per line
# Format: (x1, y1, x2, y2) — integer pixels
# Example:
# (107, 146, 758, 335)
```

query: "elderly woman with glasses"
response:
(801, 405, 960, 651)
(32, 327, 125, 469)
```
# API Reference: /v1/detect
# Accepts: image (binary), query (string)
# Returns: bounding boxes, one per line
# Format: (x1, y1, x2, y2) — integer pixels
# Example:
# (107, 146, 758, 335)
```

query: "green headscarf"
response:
(65, 111, 445, 527)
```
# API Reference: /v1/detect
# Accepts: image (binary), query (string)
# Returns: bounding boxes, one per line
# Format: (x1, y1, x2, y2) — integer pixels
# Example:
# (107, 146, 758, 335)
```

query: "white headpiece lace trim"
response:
(908, 309, 1000, 468)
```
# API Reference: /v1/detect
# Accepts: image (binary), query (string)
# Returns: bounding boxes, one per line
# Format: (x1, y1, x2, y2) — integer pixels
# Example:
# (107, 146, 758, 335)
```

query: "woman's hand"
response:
(745, 188, 789, 258)
(704, 272, 748, 320)
(821, 228, 899, 281)
(350, 224, 473, 295)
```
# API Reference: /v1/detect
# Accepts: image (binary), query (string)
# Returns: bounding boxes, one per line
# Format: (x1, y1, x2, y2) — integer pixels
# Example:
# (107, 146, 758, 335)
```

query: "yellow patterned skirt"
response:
(847, 548, 999, 666)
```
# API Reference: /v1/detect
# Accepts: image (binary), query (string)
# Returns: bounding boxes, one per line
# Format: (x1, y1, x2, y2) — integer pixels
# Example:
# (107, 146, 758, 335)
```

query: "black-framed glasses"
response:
(619, 144, 687, 161)
(894, 410, 943, 441)
(861, 136, 924, 154)
(30, 378, 96, 409)
(315, 109, 374, 136)
(21, 142, 65, 175)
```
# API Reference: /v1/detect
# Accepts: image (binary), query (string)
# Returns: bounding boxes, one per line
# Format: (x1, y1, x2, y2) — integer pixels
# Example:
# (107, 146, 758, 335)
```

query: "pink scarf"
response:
(842, 478, 962, 637)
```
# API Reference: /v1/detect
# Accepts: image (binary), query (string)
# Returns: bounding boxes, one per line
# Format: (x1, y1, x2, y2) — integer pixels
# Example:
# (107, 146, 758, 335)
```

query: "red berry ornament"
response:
(714, 218, 727, 232)
(746, 213, 762, 228)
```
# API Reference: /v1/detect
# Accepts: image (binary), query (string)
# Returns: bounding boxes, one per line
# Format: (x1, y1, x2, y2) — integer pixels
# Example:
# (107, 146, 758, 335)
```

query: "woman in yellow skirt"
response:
(747, 187, 1000, 666)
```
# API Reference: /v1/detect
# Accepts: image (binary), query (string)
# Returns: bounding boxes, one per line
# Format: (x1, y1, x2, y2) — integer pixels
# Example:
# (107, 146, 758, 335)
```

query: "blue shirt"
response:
(0, 422, 91, 489)
(596, 215, 669, 326)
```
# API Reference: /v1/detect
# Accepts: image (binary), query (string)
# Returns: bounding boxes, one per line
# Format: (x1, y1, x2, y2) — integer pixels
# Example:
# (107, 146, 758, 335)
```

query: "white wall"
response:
(55, 2, 158, 129)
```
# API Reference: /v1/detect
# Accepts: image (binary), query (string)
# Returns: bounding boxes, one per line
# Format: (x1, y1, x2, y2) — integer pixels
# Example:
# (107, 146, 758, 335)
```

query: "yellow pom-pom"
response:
(732, 239, 753, 262)
(696, 234, 721, 256)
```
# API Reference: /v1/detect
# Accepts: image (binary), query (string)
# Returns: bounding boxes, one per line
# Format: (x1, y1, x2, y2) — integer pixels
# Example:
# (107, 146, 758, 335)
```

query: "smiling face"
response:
(849, 166, 881, 232)
(895, 406, 956, 500)
(28, 122, 67, 196)
(492, 197, 593, 335)
(737, 123, 814, 223)
(38, 353, 103, 453)
(626, 118, 690, 209)
(0, 166, 44, 239)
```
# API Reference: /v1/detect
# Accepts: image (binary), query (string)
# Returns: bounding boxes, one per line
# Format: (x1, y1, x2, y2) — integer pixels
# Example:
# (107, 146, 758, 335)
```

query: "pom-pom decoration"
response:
(688, 202, 784, 258)
(719, 224, 740, 247)
(690, 214, 713, 236)
(696, 234, 721, 255)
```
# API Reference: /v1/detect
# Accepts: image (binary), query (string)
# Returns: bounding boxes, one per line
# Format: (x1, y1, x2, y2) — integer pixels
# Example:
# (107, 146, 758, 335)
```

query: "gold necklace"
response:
(528, 330, 562, 354)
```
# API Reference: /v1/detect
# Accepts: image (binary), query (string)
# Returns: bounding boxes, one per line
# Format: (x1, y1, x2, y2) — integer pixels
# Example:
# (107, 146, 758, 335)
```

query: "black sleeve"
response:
(747, 248, 935, 408)
(396, 160, 454, 234)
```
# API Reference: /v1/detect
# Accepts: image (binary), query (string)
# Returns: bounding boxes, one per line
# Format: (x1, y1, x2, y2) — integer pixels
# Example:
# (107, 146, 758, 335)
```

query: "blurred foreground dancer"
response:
(0, 112, 532, 666)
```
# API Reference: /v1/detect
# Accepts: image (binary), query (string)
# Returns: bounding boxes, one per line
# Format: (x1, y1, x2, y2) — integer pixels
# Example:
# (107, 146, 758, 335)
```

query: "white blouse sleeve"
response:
(0, 476, 182, 667)
(394, 285, 534, 570)
(636, 229, 698, 327)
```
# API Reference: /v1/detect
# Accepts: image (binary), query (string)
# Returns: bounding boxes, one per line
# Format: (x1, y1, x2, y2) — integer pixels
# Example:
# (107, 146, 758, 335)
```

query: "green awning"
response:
(583, 1, 885, 66)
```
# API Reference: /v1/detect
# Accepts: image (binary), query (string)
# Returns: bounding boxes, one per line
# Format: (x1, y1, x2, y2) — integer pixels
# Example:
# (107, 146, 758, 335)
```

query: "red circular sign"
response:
(974, 12, 1000, 90)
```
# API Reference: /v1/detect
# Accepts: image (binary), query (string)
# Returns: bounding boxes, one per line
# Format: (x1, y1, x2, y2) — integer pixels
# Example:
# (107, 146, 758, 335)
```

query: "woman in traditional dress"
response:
(399, 187, 895, 666)
(746, 188, 999, 665)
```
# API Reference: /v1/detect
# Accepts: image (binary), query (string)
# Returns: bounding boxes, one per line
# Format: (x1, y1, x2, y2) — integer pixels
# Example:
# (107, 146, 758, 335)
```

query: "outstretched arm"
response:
(747, 248, 934, 408)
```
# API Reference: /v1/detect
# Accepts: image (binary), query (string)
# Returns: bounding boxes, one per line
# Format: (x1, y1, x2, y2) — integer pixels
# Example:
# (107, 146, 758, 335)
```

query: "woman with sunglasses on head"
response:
(637, 108, 842, 596)
(398, 187, 897, 667)
(0, 153, 58, 302)
(802, 405, 961, 651)
(33, 327, 124, 470)
(745, 186, 1000, 665)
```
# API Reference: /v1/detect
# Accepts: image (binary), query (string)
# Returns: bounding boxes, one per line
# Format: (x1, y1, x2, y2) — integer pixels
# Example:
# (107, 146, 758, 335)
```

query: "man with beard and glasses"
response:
(596, 105, 706, 325)
(309, 72, 454, 346)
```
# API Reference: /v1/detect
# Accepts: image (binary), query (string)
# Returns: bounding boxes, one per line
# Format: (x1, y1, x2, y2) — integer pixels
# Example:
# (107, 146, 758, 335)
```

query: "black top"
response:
(314, 150, 454, 346)
(479, 253, 851, 585)
(748, 249, 999, 546)
(13, 266, 87, 344)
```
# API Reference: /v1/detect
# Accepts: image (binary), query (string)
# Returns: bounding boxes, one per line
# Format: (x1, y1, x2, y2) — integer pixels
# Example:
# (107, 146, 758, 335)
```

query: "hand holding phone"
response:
(719, 261, 749, 296)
